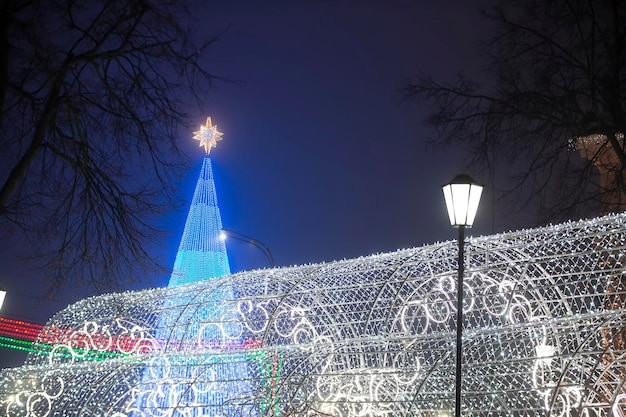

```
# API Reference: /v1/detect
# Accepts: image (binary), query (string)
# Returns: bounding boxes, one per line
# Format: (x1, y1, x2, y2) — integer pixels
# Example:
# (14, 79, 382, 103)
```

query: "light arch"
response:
(0, 213, 624, 416)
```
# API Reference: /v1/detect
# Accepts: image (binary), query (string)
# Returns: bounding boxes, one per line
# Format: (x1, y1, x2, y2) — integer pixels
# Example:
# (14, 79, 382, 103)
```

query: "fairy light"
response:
(168, 131, 229, 287)
(192, 117, 223, 155)
(137, 118, 255, 415)
(0, 214, 624, 416)
(0, 318, 44, 340)
(0, 336, 40, 353)
(0, 320, 261, 358)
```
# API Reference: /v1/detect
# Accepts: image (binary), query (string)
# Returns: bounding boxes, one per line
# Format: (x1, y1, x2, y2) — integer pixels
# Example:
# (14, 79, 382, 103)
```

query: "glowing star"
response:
(193, 117, 224, 155)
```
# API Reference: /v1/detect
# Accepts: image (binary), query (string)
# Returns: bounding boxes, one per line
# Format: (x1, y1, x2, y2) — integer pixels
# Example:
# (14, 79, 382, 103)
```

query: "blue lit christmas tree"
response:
(134, 118, 259, 417)
(168, 117, 230, 287)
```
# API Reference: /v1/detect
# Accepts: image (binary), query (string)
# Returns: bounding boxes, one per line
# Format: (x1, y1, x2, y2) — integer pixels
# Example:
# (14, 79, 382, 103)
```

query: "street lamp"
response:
(442, 174, 483, 417)
(220, 228, 275, 268)
(0, 286, 6, 312)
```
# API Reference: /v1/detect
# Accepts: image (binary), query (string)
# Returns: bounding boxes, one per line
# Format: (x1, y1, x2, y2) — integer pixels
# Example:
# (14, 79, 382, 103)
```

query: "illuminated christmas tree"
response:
(143, 118, 257, 417)
(168, 117, 230, 287)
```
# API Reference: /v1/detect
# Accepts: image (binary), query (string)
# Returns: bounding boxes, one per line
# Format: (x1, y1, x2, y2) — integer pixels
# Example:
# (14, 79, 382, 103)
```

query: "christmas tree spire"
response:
(167, 118, 230, 287)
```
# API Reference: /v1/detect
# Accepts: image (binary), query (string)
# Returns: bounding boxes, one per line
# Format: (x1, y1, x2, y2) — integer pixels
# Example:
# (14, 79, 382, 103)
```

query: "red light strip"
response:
(0, 317, 44, 341)
(0, 317, 262, 355)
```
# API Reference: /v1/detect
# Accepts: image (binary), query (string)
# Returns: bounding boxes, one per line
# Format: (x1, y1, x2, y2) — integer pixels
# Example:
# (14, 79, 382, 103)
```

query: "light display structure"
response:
(134, 154, 249, 417)
(0, 213, 625, 416)
(138, 115, 252, 416)
(169, 115, 230, 288)
(167, 157, 230, 287)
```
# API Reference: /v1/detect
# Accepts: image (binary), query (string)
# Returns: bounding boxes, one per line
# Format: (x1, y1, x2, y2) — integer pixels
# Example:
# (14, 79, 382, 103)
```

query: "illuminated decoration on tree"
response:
(193, 117, 224, 155)
(573, 132, 626, 212)
(1, 213, 625, 416)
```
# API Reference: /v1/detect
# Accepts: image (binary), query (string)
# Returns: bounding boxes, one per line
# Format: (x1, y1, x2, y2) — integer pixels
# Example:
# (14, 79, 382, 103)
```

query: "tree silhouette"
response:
(0, 0, 218, 293)
(404, 0, 626, 222)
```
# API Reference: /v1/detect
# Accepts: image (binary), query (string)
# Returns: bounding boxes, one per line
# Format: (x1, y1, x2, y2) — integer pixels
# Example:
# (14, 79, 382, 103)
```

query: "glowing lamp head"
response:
(442, 174, 483, 228)
(0, 286, 6, 311)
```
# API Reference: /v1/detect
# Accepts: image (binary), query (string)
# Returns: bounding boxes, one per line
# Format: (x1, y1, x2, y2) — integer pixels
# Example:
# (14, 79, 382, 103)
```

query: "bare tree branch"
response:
(404, 0, 626, 223)
(0, 0, 221, 293)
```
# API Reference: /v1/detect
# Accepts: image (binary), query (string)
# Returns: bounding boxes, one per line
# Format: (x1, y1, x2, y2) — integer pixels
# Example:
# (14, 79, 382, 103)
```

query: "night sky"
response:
(192, 0, 496, 273)
(0, 1, 505, 366)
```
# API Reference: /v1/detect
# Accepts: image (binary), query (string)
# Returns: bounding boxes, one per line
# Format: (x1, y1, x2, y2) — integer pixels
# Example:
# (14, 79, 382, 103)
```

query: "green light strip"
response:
(0, 335, 129, 361)
(0, 335, 34, 347)
(252, 350, 283, 414)
(0, 338, 40, 354)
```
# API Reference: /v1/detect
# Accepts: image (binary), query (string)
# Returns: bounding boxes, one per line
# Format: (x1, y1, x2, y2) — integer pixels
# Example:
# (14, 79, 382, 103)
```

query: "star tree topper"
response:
(193, 117, 224, 155)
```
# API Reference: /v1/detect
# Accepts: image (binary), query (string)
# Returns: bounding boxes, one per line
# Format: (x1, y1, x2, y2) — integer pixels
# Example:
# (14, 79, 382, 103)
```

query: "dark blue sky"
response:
(1, 1, 500, 366)
(182, 1, 496, 274)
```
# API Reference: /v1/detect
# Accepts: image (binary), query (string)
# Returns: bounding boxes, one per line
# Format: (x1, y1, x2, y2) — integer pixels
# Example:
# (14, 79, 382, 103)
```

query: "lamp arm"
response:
(221, 228, 275, 268)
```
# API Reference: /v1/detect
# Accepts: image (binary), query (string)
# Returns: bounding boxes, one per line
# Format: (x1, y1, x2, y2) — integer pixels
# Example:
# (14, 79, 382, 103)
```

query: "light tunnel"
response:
(0, 213, 625, 416)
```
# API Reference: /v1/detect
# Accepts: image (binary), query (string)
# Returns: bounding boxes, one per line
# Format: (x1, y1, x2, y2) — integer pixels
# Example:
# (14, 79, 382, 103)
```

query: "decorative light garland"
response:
(167, 157, 230, 287)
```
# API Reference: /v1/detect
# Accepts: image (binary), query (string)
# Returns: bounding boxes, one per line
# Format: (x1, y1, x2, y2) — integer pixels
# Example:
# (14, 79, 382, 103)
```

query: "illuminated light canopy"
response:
(193, 116, 223, 155)
(0, 213, 625, 416)
(442, 174, 483, 227)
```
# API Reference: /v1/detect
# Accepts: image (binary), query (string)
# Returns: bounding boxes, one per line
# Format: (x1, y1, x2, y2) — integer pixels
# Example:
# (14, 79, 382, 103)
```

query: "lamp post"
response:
(0, 286, 5, 311)
(442, 174, 483, 417)
(220, 228, 275, 268)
